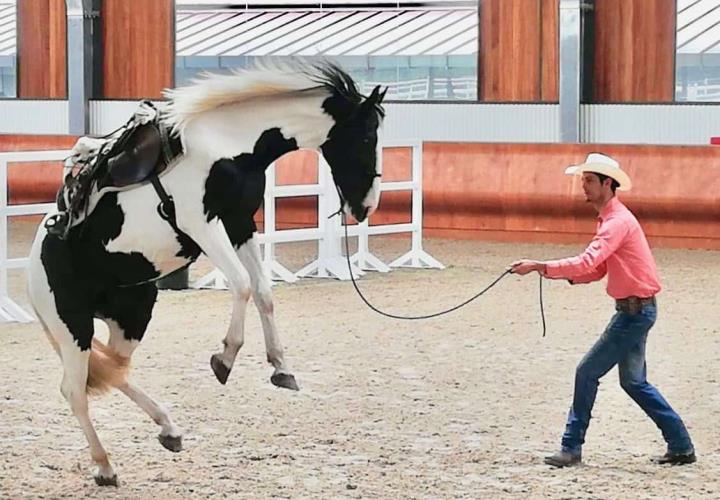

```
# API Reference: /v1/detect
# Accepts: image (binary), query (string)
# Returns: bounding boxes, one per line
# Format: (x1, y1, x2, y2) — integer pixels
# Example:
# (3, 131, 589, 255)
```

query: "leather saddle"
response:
(46, 103, 183, 238)
(100, 122, 168, 188)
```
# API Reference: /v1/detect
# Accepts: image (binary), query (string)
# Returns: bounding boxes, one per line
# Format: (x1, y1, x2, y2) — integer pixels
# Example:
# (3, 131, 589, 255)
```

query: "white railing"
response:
(677, 80, 720, 101)
(362, 77, 476, 100)
(0, 150, 69, 323)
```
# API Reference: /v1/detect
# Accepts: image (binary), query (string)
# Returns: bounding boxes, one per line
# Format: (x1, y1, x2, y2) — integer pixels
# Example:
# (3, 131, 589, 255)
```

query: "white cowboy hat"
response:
(564, 153, 632, 191)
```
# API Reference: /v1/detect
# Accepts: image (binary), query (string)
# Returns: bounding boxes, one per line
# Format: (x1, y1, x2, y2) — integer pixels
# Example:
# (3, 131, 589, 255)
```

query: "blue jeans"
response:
(561, 303, 694, 456)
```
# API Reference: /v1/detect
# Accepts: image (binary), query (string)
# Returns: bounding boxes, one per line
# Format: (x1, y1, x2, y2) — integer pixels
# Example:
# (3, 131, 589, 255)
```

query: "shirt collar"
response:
(598, 196, 620, 221)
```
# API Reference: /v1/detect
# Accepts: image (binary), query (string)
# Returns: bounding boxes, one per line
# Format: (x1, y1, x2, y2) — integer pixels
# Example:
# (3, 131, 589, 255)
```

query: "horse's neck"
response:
(181, 94, 335, 164)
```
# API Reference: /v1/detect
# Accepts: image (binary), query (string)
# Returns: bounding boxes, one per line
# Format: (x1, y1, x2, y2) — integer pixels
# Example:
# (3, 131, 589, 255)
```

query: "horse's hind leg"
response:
(236, 234, 298, 390)
(117, 381, 182, 451)
(60, 343, 119, 485)
(32, 309, 121, 479)
(28, 232, 119, 486)
(100, 283, 183, 452)
(31, 301, 118, 485)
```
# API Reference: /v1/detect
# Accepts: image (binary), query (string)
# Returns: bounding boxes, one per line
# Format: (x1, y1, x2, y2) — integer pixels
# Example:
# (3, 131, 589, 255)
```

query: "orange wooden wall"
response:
(101, 0, 174, 98)
(3, 137, 719, 249)
(0, 135, 78, 205)
(17, 0, 67, 98)
(479, 0, 559, 102)
(420, 142, 720, 249)
(540, 0, 559, 102)
(592, 0, 676, 102)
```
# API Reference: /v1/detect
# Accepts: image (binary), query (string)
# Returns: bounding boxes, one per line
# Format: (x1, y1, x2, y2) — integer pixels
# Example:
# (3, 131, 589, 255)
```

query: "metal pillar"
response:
(559, 0, 594, 143)
(559, 0, 581, 142)
(66, 0, 99, 135)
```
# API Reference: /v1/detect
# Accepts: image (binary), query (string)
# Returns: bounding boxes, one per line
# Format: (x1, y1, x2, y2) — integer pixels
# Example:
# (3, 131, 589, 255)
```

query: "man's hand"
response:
(510, 259, 547, 276)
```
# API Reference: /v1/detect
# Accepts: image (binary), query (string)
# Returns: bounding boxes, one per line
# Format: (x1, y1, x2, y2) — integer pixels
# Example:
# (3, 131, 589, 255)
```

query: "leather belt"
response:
(615, 296, 656, 314)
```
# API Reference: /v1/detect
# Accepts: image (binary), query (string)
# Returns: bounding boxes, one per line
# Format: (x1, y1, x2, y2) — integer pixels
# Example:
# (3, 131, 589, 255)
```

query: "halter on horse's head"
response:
(313, 66, 387, 222)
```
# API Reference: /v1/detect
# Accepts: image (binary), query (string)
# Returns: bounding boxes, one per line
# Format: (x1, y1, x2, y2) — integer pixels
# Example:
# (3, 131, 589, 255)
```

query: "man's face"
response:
(581, 172, 610, 203)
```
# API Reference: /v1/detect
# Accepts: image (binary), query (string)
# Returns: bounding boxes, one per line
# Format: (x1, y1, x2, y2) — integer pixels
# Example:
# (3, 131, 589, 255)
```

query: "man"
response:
(510, 153, 695, 468)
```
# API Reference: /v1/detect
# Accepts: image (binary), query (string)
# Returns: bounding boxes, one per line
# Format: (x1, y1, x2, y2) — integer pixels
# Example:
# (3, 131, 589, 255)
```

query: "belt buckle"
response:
(626, 297, 641, 315)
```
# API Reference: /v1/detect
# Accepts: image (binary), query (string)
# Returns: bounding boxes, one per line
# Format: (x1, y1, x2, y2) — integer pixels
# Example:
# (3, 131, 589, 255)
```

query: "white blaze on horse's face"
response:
(362, 168, 382, 216)
(357, 141, 382, 218)
(321, 85, 386, 223)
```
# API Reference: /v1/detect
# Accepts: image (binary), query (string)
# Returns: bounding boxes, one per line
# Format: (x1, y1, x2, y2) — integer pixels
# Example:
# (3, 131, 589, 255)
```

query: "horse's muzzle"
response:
(353, 206, 369, 222)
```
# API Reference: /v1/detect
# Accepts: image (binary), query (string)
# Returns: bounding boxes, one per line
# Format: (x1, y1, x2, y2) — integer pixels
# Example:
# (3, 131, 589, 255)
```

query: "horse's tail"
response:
(86, 339, 130, 396)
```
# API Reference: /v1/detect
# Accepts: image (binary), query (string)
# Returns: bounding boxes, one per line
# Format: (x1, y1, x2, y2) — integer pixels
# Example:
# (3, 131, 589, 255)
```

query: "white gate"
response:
(0, 150, 70, 322)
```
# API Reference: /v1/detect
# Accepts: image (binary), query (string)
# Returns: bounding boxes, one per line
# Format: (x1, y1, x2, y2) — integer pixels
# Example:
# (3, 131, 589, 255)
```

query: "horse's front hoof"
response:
(211, 354, 230, 385)
(94, 473, 118, 487)
(271, 372, 299, 391)
(158, 433, 183, 453)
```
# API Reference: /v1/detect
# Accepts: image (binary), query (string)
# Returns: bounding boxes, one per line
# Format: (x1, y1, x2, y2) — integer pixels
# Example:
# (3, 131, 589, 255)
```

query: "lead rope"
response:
(336, 211, 547, 336)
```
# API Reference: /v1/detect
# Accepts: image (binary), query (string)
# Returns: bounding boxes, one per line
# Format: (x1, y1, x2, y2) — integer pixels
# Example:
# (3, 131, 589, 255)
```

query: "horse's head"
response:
(320, 82, 386, 223)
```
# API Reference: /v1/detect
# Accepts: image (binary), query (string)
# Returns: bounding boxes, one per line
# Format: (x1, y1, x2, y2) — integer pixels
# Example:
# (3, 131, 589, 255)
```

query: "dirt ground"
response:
(1, 217, 719, 499)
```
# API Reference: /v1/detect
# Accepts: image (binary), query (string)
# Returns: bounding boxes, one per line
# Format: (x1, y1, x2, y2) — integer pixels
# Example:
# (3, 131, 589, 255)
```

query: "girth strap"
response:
(149, 173, 184, 238)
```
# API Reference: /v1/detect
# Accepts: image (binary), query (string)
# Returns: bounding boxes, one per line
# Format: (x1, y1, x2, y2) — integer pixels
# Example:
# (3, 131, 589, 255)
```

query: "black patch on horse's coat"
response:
(95, 283, 158, 342)
(40, 235, 96, 350)
(203, 128, 298, 248)
(173, 226, 202, 261)
(73, 194, 162, 285)
(41, 193, 173, 349)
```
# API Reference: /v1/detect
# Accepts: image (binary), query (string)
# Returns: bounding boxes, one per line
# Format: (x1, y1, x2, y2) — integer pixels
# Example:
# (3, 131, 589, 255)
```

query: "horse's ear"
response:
(367, 85, 381, 104)
(362, 85, 385, 113)
(378, 86, 388, 103)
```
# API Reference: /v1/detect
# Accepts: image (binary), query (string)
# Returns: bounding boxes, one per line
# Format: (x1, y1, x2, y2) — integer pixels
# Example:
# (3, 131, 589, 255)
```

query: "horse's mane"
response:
(162, 61, 369, 133)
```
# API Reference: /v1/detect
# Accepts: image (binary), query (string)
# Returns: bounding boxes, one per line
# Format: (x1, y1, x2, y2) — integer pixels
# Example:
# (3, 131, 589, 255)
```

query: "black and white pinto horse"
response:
(27, 63, 385, 486)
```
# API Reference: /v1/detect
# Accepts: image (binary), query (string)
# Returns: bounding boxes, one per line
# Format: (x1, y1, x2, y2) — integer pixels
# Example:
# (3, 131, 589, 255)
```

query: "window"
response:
(676, 0, 720, 101)
(0, 0, 16, 97)
(175, 0, 478, 101)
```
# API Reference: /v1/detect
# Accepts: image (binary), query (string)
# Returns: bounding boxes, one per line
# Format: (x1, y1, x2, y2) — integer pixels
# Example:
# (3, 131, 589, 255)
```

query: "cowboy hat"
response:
(564, 153, 632, 191)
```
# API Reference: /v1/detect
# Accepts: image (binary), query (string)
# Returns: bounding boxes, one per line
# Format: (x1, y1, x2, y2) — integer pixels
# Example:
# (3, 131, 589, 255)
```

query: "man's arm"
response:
(510, 217, 627, 278)
(565, 261, 607, 284)
(543, 217, 628, 280)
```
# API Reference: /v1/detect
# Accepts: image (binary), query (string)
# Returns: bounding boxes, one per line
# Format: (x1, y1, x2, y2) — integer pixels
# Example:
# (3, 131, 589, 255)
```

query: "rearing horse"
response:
(26, 63, 386, 486)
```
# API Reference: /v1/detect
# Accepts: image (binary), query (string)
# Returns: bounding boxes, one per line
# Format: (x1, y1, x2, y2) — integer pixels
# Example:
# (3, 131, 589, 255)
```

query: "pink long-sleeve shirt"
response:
(543, 197, 661, 299)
